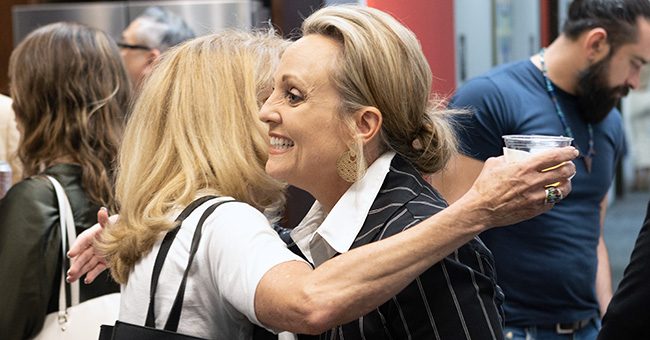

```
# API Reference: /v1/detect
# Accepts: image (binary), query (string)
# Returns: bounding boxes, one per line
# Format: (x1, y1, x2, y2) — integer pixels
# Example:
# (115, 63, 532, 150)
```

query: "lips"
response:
(270, 136, 295, 150)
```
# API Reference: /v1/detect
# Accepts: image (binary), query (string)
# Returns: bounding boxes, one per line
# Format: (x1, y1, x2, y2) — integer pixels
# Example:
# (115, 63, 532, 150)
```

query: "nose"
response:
(258, 95, 280, 124)
(258, 90, 282, 124)
(627, 69, 642, 90)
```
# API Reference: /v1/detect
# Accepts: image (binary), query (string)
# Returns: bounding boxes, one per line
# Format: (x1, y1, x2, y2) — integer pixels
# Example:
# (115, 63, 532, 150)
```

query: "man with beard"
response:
(430, 0, 650, 339)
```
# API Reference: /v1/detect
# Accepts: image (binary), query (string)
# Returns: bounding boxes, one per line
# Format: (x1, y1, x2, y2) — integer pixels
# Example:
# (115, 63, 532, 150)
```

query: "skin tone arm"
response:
(68, 147, 577, 334)
(429, 154, 484, 204)
(597, 195, 613, 316)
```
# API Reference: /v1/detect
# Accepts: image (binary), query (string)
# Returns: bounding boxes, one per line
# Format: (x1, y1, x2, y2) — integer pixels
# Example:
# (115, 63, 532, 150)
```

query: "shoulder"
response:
(0, 176, 57, 237)
(200, 199, 276, 248)
(455, 61, 533, 96)
(1, 176, 54, 209)
(206, 200, 269, 227)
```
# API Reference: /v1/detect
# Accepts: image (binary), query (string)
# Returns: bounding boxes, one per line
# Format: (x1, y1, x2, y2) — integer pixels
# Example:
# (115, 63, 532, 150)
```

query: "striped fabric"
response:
(295, 155, 505, 340)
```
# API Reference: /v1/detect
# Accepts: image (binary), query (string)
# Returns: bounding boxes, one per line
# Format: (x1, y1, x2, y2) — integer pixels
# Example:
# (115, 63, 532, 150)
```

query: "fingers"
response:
(98, 207, 109, 229)
(67, 247, 108, 283)
(67, 246, 94, 282)
(535, 160, 576, 190)
(67, 223, 102, 258)
(84, 263, 108, 284)
(530, 146, 579, 172)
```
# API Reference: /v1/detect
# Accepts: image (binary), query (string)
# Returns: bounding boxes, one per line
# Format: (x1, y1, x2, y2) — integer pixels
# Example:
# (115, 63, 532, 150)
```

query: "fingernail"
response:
(100, 206, 108, 213)
(84, 278, 89, 284)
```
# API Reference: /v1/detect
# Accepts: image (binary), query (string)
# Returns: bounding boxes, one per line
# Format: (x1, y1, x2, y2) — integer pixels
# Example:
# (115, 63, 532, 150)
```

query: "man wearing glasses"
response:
(119, 7, 195, 91)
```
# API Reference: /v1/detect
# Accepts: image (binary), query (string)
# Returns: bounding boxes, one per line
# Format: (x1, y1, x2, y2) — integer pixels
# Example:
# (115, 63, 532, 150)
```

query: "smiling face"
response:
(259, 34, 352, 205)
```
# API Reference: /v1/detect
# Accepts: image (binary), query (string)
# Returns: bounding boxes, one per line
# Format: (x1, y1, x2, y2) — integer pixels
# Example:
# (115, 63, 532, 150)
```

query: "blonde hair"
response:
(98, 30, 288, 284)
(9, 22, 130, 208)
(302, 5, 458, 173)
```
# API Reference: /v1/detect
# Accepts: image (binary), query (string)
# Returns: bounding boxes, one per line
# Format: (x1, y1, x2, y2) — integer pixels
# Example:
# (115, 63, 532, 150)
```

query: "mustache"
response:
(614, 85, 631, 97)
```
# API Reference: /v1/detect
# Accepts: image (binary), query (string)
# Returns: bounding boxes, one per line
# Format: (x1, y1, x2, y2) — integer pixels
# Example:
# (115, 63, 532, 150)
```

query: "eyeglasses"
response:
(117, 42, 152, 51)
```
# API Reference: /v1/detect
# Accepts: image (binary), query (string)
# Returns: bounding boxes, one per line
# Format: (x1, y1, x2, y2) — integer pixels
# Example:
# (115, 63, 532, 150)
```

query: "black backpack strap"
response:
(164, 199, 234, 331)
(144, 195, 218, 327)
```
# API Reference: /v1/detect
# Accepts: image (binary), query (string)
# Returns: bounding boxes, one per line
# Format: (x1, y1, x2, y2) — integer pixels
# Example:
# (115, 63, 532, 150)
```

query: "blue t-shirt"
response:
(450, 60, 625, 326)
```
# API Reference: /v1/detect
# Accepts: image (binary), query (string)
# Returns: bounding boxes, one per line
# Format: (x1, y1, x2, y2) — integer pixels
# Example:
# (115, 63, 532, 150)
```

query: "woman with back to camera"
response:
(0, 22, 129, 339)
(68, 21, 577, 340)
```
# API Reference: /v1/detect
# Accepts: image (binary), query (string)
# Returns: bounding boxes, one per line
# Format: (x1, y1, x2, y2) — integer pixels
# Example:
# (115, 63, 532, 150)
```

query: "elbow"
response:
(293, 287, 340, 334)
(297, 308, 337, 335)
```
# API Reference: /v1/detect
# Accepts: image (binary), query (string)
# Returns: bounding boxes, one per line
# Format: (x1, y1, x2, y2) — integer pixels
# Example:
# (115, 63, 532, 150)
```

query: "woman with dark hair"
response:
(0, 22, 130, 339)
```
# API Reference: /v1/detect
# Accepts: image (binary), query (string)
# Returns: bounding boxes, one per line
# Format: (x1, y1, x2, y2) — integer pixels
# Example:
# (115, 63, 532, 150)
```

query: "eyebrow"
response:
(280, 73, 308, 87)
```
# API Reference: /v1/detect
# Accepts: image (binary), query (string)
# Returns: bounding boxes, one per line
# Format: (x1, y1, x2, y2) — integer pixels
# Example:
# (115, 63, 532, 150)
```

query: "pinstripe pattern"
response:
(293, 155, 504, 340)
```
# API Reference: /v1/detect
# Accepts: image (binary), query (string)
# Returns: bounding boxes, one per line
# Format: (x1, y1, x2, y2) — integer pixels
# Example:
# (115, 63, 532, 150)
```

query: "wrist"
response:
(444, 191, 489, 235)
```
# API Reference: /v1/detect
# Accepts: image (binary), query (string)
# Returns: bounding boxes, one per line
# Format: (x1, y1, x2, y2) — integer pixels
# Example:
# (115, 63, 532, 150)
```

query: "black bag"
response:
(99, 196, 234, 340)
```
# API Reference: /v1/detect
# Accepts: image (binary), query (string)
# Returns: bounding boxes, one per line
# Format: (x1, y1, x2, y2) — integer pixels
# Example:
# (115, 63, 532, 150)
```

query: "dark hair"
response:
(9, 22, 130, 209)
(563, 0, 650, 51)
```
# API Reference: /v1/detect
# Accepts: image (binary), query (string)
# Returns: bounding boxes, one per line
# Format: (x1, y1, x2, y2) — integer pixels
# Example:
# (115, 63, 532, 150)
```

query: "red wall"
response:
(367, 0, 456, 97)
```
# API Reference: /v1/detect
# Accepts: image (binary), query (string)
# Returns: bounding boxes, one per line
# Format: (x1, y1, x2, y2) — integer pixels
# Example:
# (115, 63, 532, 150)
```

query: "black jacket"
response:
(598, 199, 650, 339)
(0, 164, 119, 340)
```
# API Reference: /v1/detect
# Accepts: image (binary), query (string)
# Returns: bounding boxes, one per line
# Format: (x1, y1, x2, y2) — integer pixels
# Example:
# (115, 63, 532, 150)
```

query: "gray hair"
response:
(132, 6, 196, 52)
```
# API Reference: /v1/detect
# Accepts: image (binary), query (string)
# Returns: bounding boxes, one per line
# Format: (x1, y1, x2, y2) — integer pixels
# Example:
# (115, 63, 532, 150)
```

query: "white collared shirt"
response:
(290, 151, 396, 266)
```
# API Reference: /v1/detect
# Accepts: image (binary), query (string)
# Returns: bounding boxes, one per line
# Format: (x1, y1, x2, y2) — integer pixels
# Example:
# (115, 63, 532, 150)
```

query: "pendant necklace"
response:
(539, 48, 595, 173)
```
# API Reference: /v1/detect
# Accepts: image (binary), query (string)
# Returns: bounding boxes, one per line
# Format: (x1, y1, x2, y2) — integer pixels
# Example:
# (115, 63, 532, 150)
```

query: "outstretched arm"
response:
(256, 147, 578, 334)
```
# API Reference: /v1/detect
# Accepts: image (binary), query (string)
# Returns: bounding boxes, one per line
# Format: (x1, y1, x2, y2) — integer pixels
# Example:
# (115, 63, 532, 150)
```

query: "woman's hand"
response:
(66, 208, 116, 284)
(459, 146, 578, 229)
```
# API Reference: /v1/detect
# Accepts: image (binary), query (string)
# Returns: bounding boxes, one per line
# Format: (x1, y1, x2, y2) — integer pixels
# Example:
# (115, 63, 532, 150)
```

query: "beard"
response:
(575, 55, 630, 124)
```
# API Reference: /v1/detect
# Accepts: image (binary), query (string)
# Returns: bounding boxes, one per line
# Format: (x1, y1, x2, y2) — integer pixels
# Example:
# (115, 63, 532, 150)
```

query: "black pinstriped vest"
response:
(259, 155, 505, 340)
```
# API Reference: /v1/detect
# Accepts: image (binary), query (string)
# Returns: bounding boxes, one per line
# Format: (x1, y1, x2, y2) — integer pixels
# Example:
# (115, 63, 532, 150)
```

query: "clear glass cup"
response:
(502, 134, 573, 163)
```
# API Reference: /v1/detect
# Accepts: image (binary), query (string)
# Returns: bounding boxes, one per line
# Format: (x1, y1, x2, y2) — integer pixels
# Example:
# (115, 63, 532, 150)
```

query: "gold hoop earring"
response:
(336, 148, 360, 183)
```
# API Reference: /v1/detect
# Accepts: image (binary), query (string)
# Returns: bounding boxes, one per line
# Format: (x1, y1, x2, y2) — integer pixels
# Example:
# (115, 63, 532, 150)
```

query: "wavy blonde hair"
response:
(9, 22, 130, 208)
(98, 30, 288, 284)
(303, 5, 458, 174)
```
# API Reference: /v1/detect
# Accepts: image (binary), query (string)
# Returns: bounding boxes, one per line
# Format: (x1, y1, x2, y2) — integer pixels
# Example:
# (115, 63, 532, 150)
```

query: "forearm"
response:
(596, 235, 613, 317)
(596, 196, 612, 316)
(256, 195, 487, 334)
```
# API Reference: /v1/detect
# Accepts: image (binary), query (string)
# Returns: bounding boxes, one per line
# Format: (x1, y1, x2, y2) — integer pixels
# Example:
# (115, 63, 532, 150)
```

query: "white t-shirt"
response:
(119, 197, 305, 339)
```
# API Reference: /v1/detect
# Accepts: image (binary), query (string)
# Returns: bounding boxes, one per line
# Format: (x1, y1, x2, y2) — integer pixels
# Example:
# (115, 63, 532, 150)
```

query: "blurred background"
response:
(1, 0, 647, 290)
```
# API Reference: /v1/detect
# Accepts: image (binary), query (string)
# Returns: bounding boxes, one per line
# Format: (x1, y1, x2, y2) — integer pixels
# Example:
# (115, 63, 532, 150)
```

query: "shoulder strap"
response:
(145, 195, 217, 327)
(145, 196, 235, 331)
(45, 175, 80, 327)
(164, 199, 234, 331)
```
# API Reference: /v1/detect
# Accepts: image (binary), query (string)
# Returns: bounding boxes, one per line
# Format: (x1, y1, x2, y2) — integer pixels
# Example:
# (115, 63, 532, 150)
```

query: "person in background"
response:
(430, 0, 650, 338)
(624, 66, 650, 191)
(0, 94, 20, 184)
(119, 6, 195, 90)
(67, 27, 576, 340)
(0, 22, 129, 339)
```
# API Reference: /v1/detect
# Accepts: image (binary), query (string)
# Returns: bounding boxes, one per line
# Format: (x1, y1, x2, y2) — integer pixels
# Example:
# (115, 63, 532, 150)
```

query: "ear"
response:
(584, 28, 610, 62)
(353, 106, 382, 145)
(146, 48, 161, 65)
